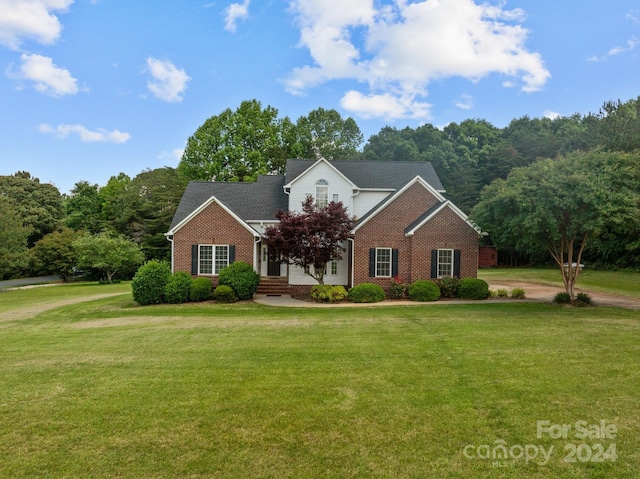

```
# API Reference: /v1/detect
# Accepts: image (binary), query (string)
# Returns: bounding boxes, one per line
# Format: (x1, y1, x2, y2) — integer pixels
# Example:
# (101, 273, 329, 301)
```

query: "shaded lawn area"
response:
(0, 285, 639, 478)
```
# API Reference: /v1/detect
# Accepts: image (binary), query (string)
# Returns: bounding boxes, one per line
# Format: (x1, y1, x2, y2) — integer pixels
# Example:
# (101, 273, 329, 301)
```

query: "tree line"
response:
(1, 96, 639, 280)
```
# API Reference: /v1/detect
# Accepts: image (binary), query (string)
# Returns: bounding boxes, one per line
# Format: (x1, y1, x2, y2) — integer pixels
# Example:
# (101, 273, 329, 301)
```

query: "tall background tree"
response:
(0, 197, 30, 280)
(295, 107, 364, 160)
(0, 172, 63, 246)
(178, 99, 297, 182)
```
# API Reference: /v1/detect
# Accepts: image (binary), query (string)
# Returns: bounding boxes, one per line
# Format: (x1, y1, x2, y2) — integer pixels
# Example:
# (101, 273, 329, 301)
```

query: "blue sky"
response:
(1, 0, 639, 195)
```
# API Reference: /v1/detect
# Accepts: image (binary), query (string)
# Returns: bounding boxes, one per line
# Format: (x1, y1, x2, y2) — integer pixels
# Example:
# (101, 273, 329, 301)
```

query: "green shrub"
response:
(311, 284, 348, 303)
(574, 292, 593, 307)
(495, 289, 509, 298)
(190, 277, 213, 302)
(435, 276, 459, 298)
(131, 260, 172, 305)
(348, 283, 385, 303)
(164, 271, 193, 304)
(553, 292, 572, 304)
(218, 261, 260, 300)
(457, 278, 489, 300)
(408, 280, 441, 302)
(510, 288, 526, 299)
(213, 284, 238, 303)
(387, 279, 406, 299)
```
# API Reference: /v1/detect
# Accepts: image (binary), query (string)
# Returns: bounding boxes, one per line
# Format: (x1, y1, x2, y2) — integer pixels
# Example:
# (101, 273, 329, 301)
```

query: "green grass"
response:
(0, 283, 639, 478)
(479, 267, 640, 299)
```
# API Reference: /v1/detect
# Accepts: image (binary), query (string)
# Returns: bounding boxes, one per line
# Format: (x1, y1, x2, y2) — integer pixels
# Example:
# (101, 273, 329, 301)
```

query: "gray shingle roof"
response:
(169, 175, 287, 231)
(285, 159, 444, 191)
(170, 159, 445, 232)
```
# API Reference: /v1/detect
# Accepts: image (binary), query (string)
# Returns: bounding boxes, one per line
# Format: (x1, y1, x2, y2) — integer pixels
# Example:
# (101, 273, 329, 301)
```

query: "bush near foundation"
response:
(131, 260, 172, 305)
(311, 285, 348, 302)
(190, 277, 213, 302)
(213, 284, 238, 303)
(348, 283, 385, 303)
(218, 261, 260, 300)
(458, 278, 490, 300)
(408, 280, 441, 302)
(164, 271, 193, 304)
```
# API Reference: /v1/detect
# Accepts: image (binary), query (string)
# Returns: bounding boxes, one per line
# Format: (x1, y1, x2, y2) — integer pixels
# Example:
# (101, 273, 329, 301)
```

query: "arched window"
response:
(315, 179, 328, 208)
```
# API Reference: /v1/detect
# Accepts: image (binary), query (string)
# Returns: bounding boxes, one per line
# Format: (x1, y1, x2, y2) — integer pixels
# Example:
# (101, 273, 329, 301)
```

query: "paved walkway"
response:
(254, 281, 640, 310)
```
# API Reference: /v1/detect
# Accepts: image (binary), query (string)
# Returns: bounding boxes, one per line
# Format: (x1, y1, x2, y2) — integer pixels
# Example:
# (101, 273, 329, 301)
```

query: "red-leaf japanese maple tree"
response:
(263, 196, 355, 285)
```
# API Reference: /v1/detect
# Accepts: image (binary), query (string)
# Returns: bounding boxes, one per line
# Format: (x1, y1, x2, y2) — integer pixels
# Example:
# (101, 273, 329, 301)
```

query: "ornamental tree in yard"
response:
(73, 232, 145, 283)
(263, 196, 355, 285)
(471, 150, 640, 299)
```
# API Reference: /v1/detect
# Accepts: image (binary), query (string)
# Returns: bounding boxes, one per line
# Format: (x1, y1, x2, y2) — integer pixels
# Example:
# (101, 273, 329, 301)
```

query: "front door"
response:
(267, 248, 281, 276)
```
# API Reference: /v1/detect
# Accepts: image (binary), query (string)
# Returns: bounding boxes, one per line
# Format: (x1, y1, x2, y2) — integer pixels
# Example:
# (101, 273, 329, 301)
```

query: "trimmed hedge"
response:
(311, 284, 348, 303)
(408, 280, 441, 302)
(458, 278, 489, 300)
(348, 283, 385, 303)
(213, 284, 238, 303)
(190, 277, 213, 302)
(131, 260, 172, 305)
(218, 261, 260, 300)
(164, 271, 193, 304)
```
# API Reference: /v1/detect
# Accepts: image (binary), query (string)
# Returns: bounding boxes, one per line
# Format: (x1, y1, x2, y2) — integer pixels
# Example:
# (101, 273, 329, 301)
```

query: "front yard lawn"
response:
(0, 284, 638, 478)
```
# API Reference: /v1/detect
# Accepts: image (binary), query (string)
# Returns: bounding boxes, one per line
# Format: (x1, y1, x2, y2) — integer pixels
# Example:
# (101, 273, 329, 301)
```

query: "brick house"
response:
(166, 158, 479, 293)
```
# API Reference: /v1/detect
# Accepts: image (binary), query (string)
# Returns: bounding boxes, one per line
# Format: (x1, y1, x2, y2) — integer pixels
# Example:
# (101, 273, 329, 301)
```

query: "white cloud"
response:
(224, 0, 251, 32)
(543, 110, 561, 120)
(39, 123, 130, 143)
(454, 94, 473, 110)
(285, 0, 550, 120)
(146, 57, 191, 102)
(158, 148, 184, 162)
(340, 90, 431, 120)
(9, 53, 78, 96)
(588, 36, 639, 62)
(0, 0, 73, 49)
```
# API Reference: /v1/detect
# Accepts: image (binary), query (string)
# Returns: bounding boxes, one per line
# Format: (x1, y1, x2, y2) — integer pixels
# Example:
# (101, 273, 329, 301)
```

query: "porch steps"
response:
(256, 277, 291, 296)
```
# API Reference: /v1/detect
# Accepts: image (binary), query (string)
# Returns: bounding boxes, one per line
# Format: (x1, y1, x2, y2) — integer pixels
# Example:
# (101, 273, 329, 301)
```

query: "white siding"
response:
(288, 161, 354, 213)
(352, 191, 392, 219)
(288, 258, 349, 285)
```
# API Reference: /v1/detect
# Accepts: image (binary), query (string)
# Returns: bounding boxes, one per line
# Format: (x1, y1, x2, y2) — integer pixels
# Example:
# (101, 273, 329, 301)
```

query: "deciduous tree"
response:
(73, 232, 145, 283)
(471, 150, 640, 298)
(262, 197, 355, 285)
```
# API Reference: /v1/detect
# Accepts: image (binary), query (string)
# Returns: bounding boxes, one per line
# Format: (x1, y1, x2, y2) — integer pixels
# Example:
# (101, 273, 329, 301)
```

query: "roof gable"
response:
(168, 175, 287, 232)
(404, 200, 480, 236)
(354, 176, 446, 232)
(283, 158, 356, 190)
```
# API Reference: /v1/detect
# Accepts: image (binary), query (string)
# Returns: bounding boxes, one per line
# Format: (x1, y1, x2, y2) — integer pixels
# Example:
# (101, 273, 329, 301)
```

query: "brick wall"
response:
(353, 182, 440, 288)
(353, 182, 478, 288)
(172, 200, 257, 275)
(411, 207, 479, 280)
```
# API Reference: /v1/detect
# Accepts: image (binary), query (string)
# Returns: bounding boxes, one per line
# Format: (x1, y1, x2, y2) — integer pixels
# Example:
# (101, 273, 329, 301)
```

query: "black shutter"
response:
(369, 248, 376, 277)
(454, 250, 461, 277)
(229, 245, 235, 264)
(392, 249, 399, 277)
(430, 250, 438, 278)
(191, 245, 198, 275)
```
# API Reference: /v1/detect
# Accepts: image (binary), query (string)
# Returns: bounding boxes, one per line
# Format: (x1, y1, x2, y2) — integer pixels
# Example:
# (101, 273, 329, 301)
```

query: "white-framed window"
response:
(332, 193, 339, 203)
(331, 261, 338, 275)
(199, 245, 229, 275)
(316, 179, 329, 208)
(437, 249, 453, 278)
(376, 247, 392, 277)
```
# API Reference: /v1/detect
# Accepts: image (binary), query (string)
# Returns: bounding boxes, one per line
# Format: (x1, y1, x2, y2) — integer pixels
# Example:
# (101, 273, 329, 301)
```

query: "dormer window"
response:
(315, 179, 328, 208)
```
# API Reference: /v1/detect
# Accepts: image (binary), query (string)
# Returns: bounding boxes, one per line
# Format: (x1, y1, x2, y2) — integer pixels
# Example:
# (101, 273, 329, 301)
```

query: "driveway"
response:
(485, 280, 640, 310)
(0, 276, 60, 289)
